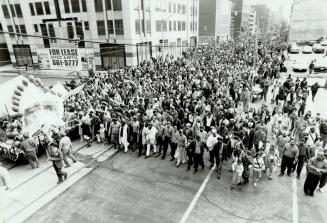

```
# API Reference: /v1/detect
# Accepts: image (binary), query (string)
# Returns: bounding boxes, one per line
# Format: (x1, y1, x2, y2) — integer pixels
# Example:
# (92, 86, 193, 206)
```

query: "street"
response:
(24, 149, 327, 223)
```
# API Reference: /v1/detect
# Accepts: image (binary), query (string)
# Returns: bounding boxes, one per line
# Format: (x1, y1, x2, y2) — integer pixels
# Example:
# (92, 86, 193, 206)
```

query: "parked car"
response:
(312, 44, 325, 53)
(321, 40, 327, 46)
(289, 43, 300, 54)
(307, 40, 317, 46)
(293, 59, 309, 72)
(313, 58, 327, 72)
(302, 46, 312, 54)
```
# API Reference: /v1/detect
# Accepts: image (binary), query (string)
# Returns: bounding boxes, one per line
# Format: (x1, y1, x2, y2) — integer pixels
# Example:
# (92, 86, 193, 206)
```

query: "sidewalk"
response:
(0, 141, 117, 223)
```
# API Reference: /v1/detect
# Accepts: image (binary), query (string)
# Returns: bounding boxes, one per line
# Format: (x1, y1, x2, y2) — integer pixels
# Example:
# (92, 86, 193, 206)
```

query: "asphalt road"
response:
(24, 149, 327, 223)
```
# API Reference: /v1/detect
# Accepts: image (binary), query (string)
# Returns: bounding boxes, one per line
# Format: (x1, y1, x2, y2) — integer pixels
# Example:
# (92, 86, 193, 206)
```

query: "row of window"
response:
(1, 4, 23, 18)
(97, 20, 124, 35)
(29, 2, 51, 16)
(135, 20, 151, 34)
(155, 1, 197, 16)
(94, 0, 122, 12)
(155, 20, 197, 32)
(7, 24, 27, 35)
(63, 0, 87, 13)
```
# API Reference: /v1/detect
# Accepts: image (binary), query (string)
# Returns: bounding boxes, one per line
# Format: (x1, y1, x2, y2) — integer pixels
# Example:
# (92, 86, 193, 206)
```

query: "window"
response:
(20, 25, 26, 34)
(105, 0, 112, 10)
(177, 4, 181, 13)
(7, 25, 14, 37)
(97, 20, 105, 35)
(107, 20, 114, 34)
(156, 20, 161, 32)
(190, 22, 193, 31)
(168, 2, 171, 13)
(40, 24, 50, 47)
(135, 20, 140, 34)
(84, 21, 89, 30)
(169, 21, 172, 31)
(174, 21, 176, 31)
(44, 2, 51, 14)
(94, 0, 103, 12)
(146, 20, 151, 33)
(81, 0, 87, 12)
(63, 0, 70, 13)
(2, 5, 10, 18)
(15, 4, 23, 17)
(35, 2, 44, 15)
(178, 21, 181, 31)
(10, 4, 16, 17)
(182, 5, 186, 14)
(182, 21, 185, 31)
(48, 24, 55, 37)
(173, 3, 176, 13)
(162, 0, 166, 12)
(67, 22, 74, 38)
(70, 0, 80, 12)
(15, 25, 20, 34)
(34, 24, 39, 32)
(161, 20, 167, 31)
(155, 1, 161, 11)
(190, 6, 193, 16)
(113, 0, 122, 10)
(195, 22, 197, 31)
(115, 19, 124, 34)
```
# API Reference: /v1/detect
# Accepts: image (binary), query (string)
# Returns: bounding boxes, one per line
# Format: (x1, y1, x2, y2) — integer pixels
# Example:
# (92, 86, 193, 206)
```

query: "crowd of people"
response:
(1, 35, 327, 197)
(60, 35, 327, 195)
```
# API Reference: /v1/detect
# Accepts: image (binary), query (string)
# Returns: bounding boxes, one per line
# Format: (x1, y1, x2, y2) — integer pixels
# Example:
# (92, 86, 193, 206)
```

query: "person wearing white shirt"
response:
(146, 123, 158, 158)
(206, 129, 219, 168)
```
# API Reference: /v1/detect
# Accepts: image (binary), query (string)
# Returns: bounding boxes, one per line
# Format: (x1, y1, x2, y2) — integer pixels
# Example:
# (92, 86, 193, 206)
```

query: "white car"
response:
(302, 46, 312, 54)
(293, 60, 309, 72)
(312, 44, 325, 53)
(321, 40, 327, 46)
(289, 43, 300, 54)
(314, 58, 327, 72)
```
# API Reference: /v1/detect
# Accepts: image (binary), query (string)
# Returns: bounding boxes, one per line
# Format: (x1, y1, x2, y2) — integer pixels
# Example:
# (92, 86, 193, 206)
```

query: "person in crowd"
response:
(47, 142, 67, 184)
(146, 122, 158, 158)
(19, 132, 39, 169)
(0, 165, 11, 190)
(162, 121, 173, 160)
(266, 144, 279, 180)
(318, 148, 327, 192)
(304, 151, 327, 196)
(279, 138, 299, 177)
(252, 151, 265, 187)
(296, 138, 310, 179)
(109, 118, 121, 150)
(206, 129, 219, 168)
(175, 129, 187, 167)
(186, 135, 205, 174)
(310, 82, 319, 102)
(120, 118, 130, 153)
(231, 158, 244, 189)
(59, 132, 77, 167)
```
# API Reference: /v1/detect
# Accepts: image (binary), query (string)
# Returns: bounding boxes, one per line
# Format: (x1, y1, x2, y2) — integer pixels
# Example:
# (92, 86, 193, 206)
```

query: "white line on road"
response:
(179, 164, 216, 223)
(292, 177, 299, 223)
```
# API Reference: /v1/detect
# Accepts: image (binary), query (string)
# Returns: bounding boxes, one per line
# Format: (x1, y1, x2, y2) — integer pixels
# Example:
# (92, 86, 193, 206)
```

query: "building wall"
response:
(198, 0, 216, 37)
(215, 0, 232, 41)
(0, 0, 199, 69)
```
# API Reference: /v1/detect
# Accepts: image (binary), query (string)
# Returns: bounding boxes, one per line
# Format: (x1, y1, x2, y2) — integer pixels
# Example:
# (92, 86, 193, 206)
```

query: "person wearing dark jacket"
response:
(311, 82, 319, 102)
(186, 135, 206, 174)
(47, 143, 67, 184)
(296, 139, 310, 179)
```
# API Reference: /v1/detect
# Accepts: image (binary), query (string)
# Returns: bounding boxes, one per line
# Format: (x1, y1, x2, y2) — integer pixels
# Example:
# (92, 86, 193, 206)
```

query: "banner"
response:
(37, 48, 94, 71)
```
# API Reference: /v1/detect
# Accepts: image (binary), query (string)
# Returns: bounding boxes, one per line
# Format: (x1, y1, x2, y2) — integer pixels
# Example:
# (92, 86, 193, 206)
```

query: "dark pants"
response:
(281, 155, 294, 175)
(187, 151, 194, 169)
(193, 153, 204, 171)
(170, 142, 177, 159)
(25, 151, 39, 169)
(210, 149, 223, 177)
(138, 144, 145, 156)
(162, 137, 171, 159)
(304, 172, 320, 196)
(296, 156, 306, 177)
(53, 162, 67, 182)
(319, 173, 327, 189)
(157, 137, 163, 154)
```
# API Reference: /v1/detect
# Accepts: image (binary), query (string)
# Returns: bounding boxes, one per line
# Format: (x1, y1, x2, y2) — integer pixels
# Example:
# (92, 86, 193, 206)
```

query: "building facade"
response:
(198, 0, 232, 45)
(230, 0, 253, 39)
(253, 4, 270, 34)
(0, 0, 199, 69)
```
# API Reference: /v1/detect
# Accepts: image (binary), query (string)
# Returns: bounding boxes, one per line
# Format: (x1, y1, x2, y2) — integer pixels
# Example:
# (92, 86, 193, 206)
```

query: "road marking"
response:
(179, 164, 216, 223)
(292, 177, 299, 223)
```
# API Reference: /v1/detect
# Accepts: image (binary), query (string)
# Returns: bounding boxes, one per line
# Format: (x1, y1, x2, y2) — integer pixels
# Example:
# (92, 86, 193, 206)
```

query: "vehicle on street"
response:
(289, 43, 300, 54)
(293, 59, 309, 72)
(302, 46, 313, 54)
(313, 58, 327, 72)
(312, 44, 325, 53)
(307, 40, 317, 46)
(321, 40, 327, 46)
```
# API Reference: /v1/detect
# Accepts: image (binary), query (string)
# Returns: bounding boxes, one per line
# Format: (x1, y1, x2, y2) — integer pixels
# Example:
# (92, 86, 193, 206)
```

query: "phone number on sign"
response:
(52, 60, 78, 66)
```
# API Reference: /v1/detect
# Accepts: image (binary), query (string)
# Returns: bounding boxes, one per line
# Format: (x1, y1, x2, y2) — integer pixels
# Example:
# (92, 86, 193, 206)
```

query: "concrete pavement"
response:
(23, 150, 327, 223)
(0, 141, 117, 223)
